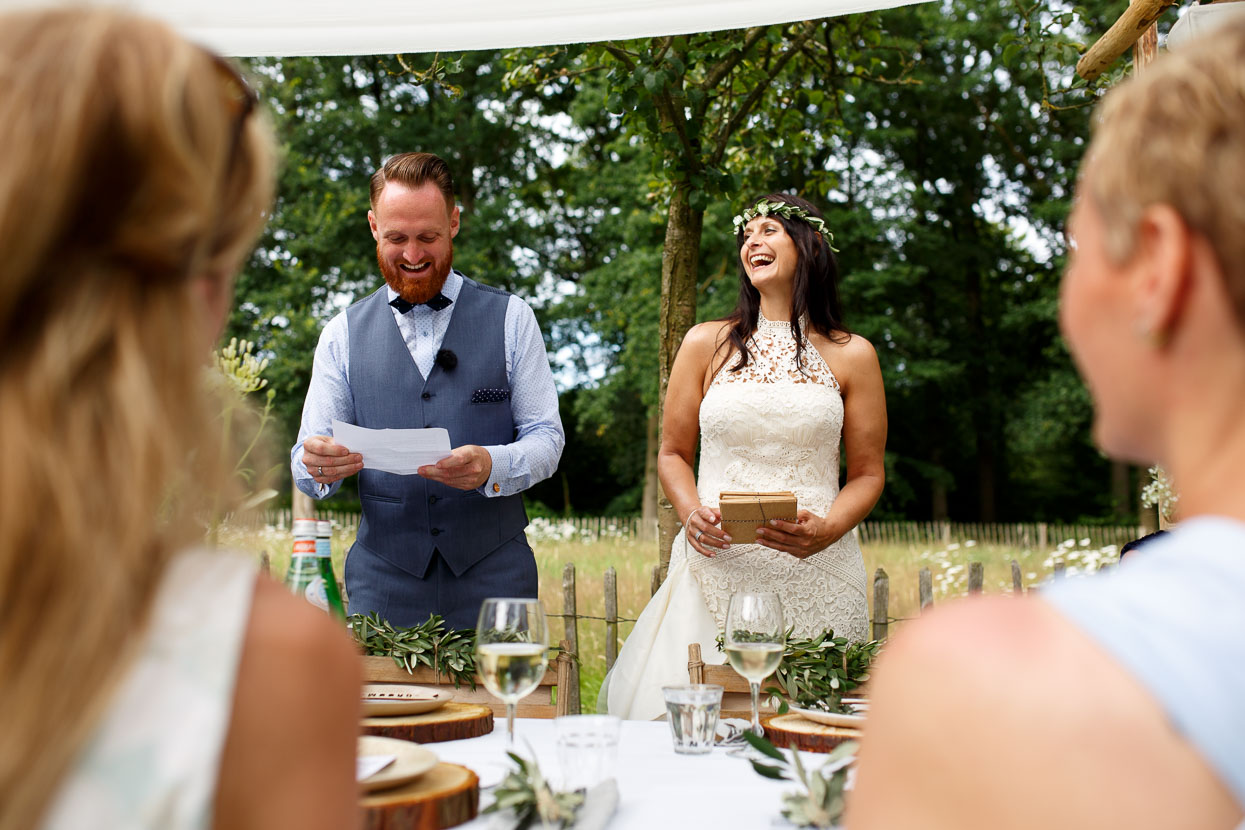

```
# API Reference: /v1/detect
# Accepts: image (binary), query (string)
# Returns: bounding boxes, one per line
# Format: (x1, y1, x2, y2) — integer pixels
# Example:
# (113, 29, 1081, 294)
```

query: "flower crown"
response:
(732, 199, 839, 252)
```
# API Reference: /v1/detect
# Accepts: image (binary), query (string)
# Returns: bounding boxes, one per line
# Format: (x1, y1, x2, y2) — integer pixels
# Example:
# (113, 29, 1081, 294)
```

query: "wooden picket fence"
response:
(856, 520, 1144, 551)
(242, 510, 1141, 551)
(547, 555, 1090, 714)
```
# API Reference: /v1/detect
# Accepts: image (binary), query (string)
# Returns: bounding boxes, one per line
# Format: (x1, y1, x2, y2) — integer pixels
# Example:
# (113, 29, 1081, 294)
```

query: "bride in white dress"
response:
(601, 194, 888, 720)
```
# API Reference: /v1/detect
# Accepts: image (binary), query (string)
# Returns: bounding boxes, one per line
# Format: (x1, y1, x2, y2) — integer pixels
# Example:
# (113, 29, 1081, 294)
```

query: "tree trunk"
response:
(640, 410, 659, 541)
(657, 183, 704, 579)
(1111, 460, 1131, 520)
(930, 445, 948, 520)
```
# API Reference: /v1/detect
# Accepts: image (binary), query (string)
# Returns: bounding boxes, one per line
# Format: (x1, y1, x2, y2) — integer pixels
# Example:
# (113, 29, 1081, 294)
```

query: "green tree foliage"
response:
(227, 52, 574, 494)
(228, 2, 1136, 523)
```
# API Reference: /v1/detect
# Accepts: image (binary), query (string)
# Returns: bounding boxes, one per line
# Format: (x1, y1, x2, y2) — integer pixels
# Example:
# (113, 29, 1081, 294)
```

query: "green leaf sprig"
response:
(718, 628, 882, 714)
(484, 750, 584, 830)
(744, 732, 857, 828)
(348, 613, 478, 688)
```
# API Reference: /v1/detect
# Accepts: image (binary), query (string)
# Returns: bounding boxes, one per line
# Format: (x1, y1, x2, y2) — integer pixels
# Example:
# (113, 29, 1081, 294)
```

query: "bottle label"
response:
(304, 577, 330, 612)
(316, 539, 331, 559)
(292, 539, 316, 555)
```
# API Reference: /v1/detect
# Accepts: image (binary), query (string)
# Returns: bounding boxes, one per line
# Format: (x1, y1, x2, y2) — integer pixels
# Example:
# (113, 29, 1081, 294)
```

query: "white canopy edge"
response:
(0, 0, 933, 56)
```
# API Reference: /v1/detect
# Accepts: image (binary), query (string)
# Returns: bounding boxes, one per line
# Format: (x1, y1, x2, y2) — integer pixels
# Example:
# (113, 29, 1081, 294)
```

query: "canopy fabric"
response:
(1, 0, 932, 56)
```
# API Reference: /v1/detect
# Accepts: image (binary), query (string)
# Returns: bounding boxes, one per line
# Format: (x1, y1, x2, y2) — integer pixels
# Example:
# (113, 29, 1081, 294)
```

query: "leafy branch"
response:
(719, 629, 882, 713)
(745, 732, 858, 828)
(484, 750, 584, 830)
(349, 613, 478, 688)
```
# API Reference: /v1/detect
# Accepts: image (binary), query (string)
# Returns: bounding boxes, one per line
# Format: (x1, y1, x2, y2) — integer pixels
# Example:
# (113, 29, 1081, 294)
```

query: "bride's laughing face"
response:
(740, 216, 798, 290)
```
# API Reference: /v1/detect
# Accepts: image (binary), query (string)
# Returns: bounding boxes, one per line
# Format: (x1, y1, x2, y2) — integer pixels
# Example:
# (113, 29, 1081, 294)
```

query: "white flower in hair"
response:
(731, 199, 839, 252)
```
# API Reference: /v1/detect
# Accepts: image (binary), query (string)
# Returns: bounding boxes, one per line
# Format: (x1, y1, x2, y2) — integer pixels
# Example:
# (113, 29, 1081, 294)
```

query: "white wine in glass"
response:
(475, 598, 549, 744)
(724, 591, 785, 739)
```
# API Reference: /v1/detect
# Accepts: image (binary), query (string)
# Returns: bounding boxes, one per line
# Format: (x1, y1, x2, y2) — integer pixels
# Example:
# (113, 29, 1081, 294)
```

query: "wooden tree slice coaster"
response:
(362, 703, 494, 743)
(361, 762, 478, 830)
(761, 713, 862, 753)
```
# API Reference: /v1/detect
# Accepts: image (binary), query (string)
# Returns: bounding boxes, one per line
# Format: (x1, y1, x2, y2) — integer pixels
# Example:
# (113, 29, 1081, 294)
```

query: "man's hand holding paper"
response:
(417, 444, 493, 491)
(328, 419, 454, 477)
(303, 434, 364, 485)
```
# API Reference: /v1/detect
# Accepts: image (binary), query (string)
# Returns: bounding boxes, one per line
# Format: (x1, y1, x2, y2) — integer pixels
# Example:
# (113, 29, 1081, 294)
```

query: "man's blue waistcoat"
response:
(345, 277, 529, 578)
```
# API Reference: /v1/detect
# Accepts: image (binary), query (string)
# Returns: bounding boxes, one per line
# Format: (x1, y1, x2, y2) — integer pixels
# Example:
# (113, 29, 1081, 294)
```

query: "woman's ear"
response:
(190, 270, 234, 344)
(1130, 204, 1194, 344)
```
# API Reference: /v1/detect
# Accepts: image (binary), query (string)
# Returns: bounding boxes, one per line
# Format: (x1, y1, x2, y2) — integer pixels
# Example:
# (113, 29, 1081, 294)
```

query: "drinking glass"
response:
(662, 684, 723, 755)
(724, 591, 785, 739)
(475, 597, 550, 745)
(555, 715, 621, 790)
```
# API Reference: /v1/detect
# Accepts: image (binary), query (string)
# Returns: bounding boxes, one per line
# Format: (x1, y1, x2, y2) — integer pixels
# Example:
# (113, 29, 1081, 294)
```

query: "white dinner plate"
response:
(357, 736, 439, 793)
(790, 705, 867, 729)
(362, 684, 454, 717)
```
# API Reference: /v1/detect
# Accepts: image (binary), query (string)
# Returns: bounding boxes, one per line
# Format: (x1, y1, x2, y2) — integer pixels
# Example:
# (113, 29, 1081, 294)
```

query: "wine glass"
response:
(724, 591, 785, 740)
(475, 597, 550, 745)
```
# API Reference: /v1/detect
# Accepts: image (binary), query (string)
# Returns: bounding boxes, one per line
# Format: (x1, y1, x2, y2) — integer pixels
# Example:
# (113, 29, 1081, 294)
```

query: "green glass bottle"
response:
(284, 518, 322, 605)
(315, 519, 347, 621)
(286, 518, 346, 620)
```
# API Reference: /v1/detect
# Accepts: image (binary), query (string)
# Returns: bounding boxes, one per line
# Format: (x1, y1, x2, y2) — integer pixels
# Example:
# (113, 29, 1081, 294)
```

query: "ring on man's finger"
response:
(318, 466, 324, 476)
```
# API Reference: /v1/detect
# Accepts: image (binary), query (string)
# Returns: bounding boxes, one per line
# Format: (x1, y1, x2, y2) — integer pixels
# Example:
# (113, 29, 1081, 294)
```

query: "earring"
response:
(1134, 320, 1169, 349)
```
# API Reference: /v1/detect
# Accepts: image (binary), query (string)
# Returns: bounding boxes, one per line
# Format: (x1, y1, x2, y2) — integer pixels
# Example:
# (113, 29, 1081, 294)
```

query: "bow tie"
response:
(390, 292, 452, 314)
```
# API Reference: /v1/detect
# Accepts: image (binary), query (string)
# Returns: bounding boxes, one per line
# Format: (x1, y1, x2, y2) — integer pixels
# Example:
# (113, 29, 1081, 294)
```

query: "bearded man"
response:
(291, 152, 564, 630)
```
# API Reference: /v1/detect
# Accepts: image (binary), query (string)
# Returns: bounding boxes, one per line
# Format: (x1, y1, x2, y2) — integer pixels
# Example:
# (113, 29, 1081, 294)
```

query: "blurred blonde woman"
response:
(850, 22, 1245, 830)
(0, 10, 360, 830)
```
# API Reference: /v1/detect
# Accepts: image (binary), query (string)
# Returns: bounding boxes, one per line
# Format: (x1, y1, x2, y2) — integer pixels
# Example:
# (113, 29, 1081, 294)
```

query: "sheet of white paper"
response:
(332, 419, 452, 475)
(356, 754, 397, 781)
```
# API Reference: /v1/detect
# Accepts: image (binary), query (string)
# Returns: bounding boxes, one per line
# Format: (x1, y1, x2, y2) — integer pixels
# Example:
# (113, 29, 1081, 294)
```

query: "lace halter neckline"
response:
(756, 309, 800, 330)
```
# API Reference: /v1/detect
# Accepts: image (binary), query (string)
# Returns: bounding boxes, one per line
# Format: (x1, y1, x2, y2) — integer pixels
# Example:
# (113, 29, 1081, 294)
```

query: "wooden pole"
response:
(871, 567, 889, 641)
(968, 562, 984, 594)
(561, 563, 581, 714)
(1011, 560, 1024, 594)
(1076, 0, 1176, 80)
(918, 567, 934, 611)
(604, 567, 619, 672)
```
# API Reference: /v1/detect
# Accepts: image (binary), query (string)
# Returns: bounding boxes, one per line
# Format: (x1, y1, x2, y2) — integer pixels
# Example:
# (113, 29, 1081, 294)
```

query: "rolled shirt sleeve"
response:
(480, 295, 565, 497)
(291, 312, 354, 501)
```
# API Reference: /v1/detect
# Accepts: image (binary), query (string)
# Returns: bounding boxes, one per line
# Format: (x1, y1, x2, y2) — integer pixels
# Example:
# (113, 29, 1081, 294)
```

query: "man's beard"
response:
(378, 247, 452, 305)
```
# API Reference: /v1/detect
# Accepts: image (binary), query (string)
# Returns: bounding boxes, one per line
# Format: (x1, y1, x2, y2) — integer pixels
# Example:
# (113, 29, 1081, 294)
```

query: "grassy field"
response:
(219, 521, 1117, 706)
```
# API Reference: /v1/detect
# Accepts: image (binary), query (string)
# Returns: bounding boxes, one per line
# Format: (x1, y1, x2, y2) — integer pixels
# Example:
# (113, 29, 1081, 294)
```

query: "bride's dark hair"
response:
(720, 193, 850, 375)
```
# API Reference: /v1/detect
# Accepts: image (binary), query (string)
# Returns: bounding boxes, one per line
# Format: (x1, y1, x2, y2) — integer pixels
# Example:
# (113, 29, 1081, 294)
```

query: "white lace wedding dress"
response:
(599, 313, 870, 720)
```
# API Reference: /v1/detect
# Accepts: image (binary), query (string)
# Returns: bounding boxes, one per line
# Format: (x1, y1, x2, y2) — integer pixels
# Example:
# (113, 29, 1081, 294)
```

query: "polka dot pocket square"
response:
(470, 388, 511, 404)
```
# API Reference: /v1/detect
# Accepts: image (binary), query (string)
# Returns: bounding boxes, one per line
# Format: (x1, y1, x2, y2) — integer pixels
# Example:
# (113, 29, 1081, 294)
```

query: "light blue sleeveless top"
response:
(41, 550, 256, 830)
(1042, 517, 1245, 817)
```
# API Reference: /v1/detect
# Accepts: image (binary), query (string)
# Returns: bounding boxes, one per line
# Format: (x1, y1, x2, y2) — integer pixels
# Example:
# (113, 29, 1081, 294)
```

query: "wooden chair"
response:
(687, 643, 777, 719)
(362, 638, 575, 718)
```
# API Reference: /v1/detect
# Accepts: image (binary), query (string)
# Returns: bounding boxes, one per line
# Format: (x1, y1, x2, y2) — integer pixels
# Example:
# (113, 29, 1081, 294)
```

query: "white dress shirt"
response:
(291, 270, 564, 499)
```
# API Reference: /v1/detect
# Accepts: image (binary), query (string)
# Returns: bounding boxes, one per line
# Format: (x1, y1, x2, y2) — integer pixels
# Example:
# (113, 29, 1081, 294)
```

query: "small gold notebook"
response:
(718, 490, 798, 544)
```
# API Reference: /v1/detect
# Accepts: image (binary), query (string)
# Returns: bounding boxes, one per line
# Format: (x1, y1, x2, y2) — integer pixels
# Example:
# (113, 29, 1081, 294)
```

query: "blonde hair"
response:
(1086, 21, 1245, 324)
(0, 9, 275, 828)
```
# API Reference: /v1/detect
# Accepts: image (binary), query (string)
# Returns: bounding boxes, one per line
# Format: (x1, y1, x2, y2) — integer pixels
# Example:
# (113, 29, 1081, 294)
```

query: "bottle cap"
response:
(316, 520, 332, 535)
(292, 518, 317, 537)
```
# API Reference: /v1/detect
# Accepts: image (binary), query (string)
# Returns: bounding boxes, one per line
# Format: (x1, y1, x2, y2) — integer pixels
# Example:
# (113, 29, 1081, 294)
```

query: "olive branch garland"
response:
(718, 628, 882, 714)
(348, 612, 479, 688)
(731, 199, 840, 252)
(348, 613, 576, 690)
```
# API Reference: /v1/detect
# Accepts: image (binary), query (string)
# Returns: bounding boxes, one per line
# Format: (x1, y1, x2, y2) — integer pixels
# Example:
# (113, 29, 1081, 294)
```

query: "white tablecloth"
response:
(431, 719, 801, 828)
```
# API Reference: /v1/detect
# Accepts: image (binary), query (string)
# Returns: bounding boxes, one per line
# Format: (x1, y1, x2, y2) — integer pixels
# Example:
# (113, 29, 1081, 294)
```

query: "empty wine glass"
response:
(724, 591, 785, 740)
(475, 598, 550, 745)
